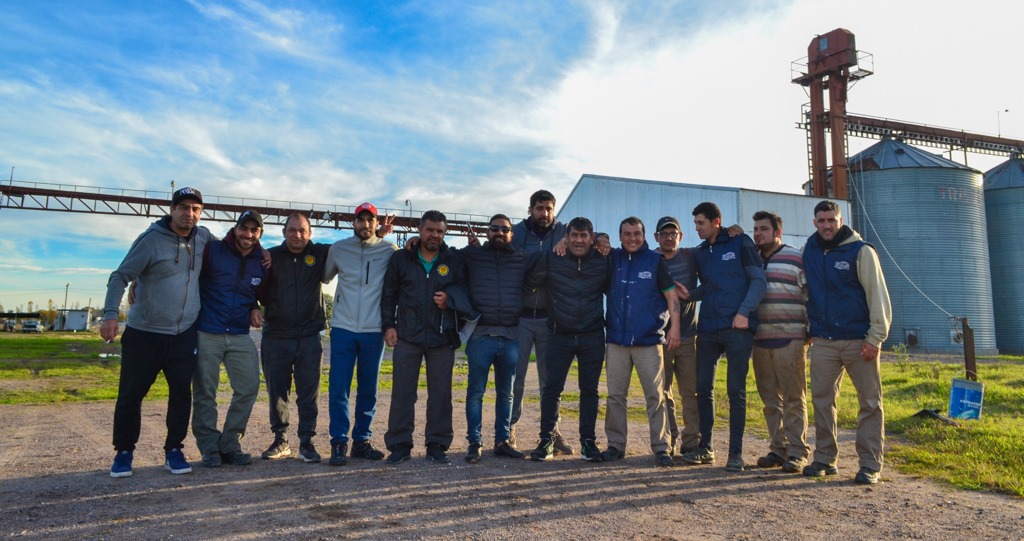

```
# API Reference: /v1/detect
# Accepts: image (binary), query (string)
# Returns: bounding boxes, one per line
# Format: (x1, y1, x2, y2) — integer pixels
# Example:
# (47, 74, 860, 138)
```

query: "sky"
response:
(1, 0, 1021, 313)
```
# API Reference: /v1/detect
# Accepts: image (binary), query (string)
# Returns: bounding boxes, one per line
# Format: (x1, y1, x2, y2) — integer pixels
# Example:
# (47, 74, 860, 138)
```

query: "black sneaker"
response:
(261, 438, 290, 460)
(298, 442, 321, 463)
(530, 438, 554, 461)
(221, 450, 253, 466)
(551, 429, 575, 455)
(803, 461, 839, 477)
(724, 453, 745, 472)
(425, 442, 450, 464)
(655, 451, 674, 467)
(581, 439, 604, 462)
(494, 440, 525, 459)
(601, 446, 625, 462)
(756, 452, 785, 468)
(351, 440, 385, 460)
(201, 451, 222, 468)
(465, 443, 483, 463)
(386, 445, 411, 464)
(854, 467, 879, 485)
(329, 442, 348, 466)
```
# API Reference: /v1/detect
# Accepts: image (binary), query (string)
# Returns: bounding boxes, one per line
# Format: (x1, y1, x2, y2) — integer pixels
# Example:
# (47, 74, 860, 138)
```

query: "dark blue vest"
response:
(606, 244, 669, 346)
(803, 236, 870, 340)
(694, 232, 760, 333)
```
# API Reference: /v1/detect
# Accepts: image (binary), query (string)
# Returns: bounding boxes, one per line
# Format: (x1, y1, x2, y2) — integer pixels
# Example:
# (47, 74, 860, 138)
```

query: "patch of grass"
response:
(0, 332, 118, 359)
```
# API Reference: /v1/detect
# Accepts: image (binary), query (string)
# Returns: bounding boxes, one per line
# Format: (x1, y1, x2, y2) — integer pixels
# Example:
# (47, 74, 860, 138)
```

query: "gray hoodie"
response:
(324, 234, 398, 333)
(102, 216, 212, 335)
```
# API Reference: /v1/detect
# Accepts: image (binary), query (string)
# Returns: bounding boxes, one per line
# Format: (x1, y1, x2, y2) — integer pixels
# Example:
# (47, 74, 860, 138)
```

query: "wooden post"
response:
(962, 317, 978, 381)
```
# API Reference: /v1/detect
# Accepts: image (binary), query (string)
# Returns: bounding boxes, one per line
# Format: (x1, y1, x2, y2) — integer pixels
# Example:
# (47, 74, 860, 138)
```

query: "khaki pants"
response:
(752, 340, 810, 460)
(662, 336, 699, 451)
(810, 338, 884, 472)
(605, 343, 669, 453)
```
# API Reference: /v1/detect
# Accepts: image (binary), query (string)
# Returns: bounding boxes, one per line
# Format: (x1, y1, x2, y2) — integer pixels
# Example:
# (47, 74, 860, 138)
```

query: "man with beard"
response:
(192, 210, 266, 468)
(459, 214, 528, 462)
(749, 210, 810, 474)
(525, 217, 611, 462)
(680, 202, 766, 473)
(802, 200, 890, 485)
(603, 217, 681, 467)
(381, 210, 467, 464)
(323, 203, 397, 465)
(103, 187, 211, 477)
(509, 190, 572, 454)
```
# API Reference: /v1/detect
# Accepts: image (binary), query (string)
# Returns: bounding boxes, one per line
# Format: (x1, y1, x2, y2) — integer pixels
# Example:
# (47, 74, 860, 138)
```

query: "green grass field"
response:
(0, 332, 1021, 496)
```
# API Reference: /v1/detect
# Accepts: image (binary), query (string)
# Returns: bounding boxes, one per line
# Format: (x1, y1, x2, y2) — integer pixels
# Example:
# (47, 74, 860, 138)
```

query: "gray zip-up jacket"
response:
(324, 234, 399, 333)
(102, 216, 212, 335)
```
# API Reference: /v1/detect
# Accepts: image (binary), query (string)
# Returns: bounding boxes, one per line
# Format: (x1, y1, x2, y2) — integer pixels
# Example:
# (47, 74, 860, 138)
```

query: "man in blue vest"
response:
(680, 202, 766, 473)
(801, 200, 891, 485)
(602, 217, 681, 467)
(192, 210, 266, 467)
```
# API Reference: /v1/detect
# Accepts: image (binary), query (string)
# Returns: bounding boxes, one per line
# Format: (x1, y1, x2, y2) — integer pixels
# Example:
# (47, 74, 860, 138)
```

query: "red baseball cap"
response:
(355, 202, 378, 217)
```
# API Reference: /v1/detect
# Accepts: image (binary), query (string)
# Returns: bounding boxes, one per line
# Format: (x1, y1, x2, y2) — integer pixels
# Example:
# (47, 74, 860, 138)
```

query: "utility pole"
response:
(62, 283, 69, 331)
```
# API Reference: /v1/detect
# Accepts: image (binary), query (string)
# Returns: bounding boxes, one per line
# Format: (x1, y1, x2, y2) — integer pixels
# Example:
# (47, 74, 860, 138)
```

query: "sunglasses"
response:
(488, 225, 512, 233)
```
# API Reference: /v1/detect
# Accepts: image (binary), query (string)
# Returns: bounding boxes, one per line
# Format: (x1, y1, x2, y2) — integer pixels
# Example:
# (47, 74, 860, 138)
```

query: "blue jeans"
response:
(328, 327, 385, 444)
(696, 328, 754, 455)
(465, 335, 519, 445)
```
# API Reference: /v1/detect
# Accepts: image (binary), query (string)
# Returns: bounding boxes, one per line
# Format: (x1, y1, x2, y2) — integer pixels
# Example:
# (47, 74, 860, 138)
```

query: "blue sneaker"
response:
(110, 450, 133, 478)
(164, 448, 193, 474)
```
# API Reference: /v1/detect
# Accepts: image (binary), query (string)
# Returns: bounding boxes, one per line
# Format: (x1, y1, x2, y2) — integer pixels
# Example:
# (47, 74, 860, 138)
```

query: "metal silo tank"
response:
(984, 156, 1024, 354)
(848, 138, 997, 355)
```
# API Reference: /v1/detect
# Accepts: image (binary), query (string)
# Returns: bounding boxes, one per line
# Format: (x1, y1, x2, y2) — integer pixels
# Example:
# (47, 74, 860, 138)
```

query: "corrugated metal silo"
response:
(983, 156, 1024, 354)
(847, 138, 997, 354)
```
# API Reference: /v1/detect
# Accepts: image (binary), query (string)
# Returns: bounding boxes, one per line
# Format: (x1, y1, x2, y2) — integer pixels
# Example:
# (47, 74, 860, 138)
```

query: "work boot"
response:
(551, 428, 574, 455)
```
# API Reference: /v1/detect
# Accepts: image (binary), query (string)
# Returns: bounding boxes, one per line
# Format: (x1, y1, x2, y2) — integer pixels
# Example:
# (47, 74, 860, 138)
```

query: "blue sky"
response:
(1, 0, 1021, 312)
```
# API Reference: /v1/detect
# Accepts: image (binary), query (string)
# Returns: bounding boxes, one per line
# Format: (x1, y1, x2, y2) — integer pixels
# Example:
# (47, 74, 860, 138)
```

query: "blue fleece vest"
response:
(606, 245, 669, 346)
(803, 236, 870, 340)
(197, 239, 265, 334)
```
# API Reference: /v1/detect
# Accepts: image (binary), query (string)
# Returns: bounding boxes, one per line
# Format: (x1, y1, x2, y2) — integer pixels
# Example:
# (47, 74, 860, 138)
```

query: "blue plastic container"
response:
(948, 378, 984, 420)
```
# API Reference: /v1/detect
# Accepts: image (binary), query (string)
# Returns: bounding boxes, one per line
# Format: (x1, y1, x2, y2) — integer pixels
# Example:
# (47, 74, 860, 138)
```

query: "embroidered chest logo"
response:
(250, 277, 262, 286)
(437, 264, 450, 277)
(834, 261, 851, 271)
(721, 251, 736, 261)
(304, 255, 315, 266)
(637, 271, 652, 279)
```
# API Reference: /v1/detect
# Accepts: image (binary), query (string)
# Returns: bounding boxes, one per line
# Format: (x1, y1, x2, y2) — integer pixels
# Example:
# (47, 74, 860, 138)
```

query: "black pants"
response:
(384, 341, 454, 451)
(261, 334, 323, 444)
(112, 325, 197, 452)
(541, 330, 605, 442)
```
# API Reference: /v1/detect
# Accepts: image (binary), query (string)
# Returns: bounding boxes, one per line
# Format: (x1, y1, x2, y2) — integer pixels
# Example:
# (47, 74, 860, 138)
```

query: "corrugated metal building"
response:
(984, 156, 1024, 354)
(848, 138, 997, 355)
(558, 174, 848, 250)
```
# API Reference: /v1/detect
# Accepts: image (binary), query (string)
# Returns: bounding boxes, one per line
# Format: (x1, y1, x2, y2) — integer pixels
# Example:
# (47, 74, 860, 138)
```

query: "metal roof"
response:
(983, 156, 1024, 190)
(848, 137, 975, 171)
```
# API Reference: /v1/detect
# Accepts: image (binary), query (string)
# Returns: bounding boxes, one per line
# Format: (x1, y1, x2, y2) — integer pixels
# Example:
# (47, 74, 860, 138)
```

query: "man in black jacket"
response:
(459, 214, 529, 463)
(259, 213, 330, 463)
(381, 210, 468, 464)
(524, 217, 611, 462)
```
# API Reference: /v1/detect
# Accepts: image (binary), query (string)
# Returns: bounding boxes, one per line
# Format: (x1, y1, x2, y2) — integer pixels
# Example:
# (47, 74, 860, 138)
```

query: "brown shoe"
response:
(552, 429, 575, 455)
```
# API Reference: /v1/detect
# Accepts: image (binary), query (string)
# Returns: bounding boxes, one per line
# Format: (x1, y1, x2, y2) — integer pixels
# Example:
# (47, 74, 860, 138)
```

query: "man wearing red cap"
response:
(323, 202, 397, 465)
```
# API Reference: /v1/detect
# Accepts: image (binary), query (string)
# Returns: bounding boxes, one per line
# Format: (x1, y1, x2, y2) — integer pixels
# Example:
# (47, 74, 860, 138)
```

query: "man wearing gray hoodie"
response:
(101, 187, 211, 478)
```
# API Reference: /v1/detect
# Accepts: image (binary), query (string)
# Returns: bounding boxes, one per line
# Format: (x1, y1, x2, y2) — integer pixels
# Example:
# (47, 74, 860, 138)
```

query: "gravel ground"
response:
(1, 345, 1022, 540)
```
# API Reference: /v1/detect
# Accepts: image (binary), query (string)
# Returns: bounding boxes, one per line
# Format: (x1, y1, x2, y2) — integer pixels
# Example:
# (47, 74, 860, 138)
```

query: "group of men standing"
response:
(102, 186, 890, 486)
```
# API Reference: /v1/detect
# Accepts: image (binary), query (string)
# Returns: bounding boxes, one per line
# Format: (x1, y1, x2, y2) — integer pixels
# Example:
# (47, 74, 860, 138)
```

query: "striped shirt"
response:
(754, 243, 807, 344)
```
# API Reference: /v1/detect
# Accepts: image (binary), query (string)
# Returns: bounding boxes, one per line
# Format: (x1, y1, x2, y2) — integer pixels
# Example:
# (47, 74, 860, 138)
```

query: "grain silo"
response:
(983, 156, 1024, 354)
(847, 138, 997, 355)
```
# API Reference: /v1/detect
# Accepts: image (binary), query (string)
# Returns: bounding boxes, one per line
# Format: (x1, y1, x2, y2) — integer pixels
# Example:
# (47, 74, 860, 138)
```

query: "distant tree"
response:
(323, 293, 333, 322)
(27, 301, 34, 313)
(73, 301, 80, 309)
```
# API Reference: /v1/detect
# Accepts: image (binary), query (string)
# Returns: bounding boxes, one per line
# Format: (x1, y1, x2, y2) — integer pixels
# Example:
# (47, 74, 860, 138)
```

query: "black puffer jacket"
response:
(458, 243, 529, 327)
(526, 248, 610, 335)
(261, 241, 330, 339)
(380, 243, 467, 348)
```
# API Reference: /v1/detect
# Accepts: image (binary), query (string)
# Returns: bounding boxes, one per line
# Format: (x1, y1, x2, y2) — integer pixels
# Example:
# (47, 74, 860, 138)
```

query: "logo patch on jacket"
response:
(437, 264, 450, 276)
(638, 271, 652, 279)
(722, 251, 736, 261)
(250, 277, 262, 286)
(304, 255, 315, 266)
(834, 261, 851, 271)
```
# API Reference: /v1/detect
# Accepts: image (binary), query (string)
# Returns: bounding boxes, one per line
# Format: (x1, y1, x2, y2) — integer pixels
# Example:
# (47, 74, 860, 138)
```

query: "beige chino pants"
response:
(605, 343, 670, 453)
(662, 336, 700, 451)
(752, 339, 810, 460)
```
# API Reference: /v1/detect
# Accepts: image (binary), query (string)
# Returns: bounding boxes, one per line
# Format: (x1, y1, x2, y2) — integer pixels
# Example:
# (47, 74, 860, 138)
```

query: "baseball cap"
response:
(355, 202, 378, 217)
(171, 187, 203, 206)
(656, 216, 680, 232)
(236, 209, 264, 229)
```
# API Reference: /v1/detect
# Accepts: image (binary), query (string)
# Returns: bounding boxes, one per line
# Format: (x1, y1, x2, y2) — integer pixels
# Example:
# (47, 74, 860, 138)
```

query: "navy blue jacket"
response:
(606, 243, 670, 347)
(197, 230, 265, 335)
(803, 234, 870, 340)
(693, 230, 766, 333)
